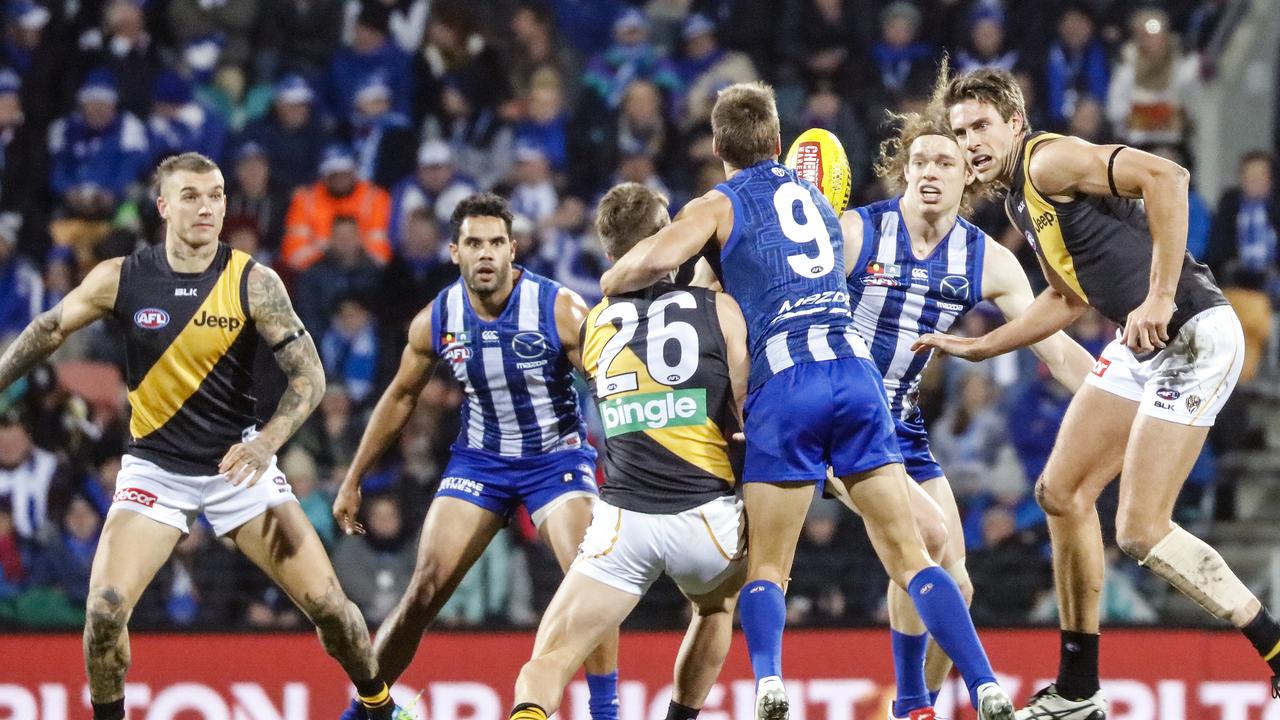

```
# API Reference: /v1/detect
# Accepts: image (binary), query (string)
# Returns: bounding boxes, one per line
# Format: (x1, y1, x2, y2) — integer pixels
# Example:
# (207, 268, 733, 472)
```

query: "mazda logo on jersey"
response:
(512, 331, 549, 360)
(133, 308, 170, 329)
(939, 275, 970, 302)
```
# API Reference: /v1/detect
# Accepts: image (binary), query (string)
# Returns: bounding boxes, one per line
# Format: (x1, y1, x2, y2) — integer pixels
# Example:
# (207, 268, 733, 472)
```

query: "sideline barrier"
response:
(0, 628, 1275, 719)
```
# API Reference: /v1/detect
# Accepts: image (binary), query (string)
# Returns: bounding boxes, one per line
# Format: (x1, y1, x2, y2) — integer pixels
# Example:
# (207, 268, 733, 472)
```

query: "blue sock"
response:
(907, 566, 996, 709)
(890, 630, 931, 717)
(739, 580, 786, 682)
(586, 671, 619, 720)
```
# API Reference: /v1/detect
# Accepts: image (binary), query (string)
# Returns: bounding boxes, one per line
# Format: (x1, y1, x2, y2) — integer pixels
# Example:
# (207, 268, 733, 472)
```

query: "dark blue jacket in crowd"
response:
(239, 113, 334, 194)
(1045, 40, 1110, 128)
(48, 110, 149, 200)
(326, 42, 412, 121)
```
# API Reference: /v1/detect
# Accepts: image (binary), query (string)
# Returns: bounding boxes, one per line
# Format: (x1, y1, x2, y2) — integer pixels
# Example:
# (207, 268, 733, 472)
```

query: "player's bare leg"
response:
(372, 496, 505, 681)
(838, 465, 1011, 719)
(672, 566, 745, 709)
(230, 502, 401, 718)
(1116, 415, 1280, 693)
(541, 497, 622, 719)
(513, 571, 640, 715)
(83, 511, 182, 719)
(1016, 385, 1133, 719)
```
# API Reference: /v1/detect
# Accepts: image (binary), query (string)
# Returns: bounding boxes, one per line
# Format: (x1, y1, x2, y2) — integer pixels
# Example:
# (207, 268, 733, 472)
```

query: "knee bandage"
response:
(1140, 525, 1256, 621)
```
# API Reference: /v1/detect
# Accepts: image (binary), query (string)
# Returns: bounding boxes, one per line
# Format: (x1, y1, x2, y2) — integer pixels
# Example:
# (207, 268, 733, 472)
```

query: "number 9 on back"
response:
(784, 128, 852, 215)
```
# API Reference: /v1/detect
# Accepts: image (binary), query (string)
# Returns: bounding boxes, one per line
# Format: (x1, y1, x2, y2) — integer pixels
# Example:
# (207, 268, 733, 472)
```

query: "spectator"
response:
(40, 247, 75, 312)
(1006, 366, 1072, 487)
(256, 0, 344, 83)
(146, 70, 228, 164)
(1208, 151, 1278, 384)
(930, 370, 1024, 500)
(869, 1, 937, 107)
(279, 447, 336, 547)
(0, 411, 67, 542)
(281, 144, 392, 271)
(778, 0, 874, 100)
(514, 73, 571, 173)
(955, 6, 1018, 74)
(1045, 3, 1110, 130)
(49, 70, 149, 219)
(321, 296, 382, 406)
(674, 13, 757, 131)
(339, 73, 417, 189)
(550, 0, 627, 58)
(508, 144, 559, 227)
(225, 142, 286, 254)
(0, 67, 47, 233)
(582, 9, 681, 113)
(347, 0, 431, 55)
(240, 74, 334, 194)
(507, 1, 583, 107)
(789, 498, 880, 624)
(81, 453, 122, 519)
(72, 0, 163, 119)
(30, 495, 99, 605)
(0, 499, 25, 597)
(1, 0, 60, 131)
(700, 0, 780, 81)
(1066, 95, 1111, 145)
(1107, 7, 1201, 147)
(965, 506, 1048, 624)
(294, 384, 365, 480)
(387, 140, 478, 248)
(413, 3, 511, 128)
(332, 494, 415, 624)
(378, 207, 459, 333)
(294, 214, 383, 336)
(0, 213, 42, 341)
(166, 0, 259, 71)
(327, 4, 412, 120)
(1149, 144, 1209, 259)
(526, 198, 605, 307)
(576, 79, 676, 196)
(134, 520, 237, 628)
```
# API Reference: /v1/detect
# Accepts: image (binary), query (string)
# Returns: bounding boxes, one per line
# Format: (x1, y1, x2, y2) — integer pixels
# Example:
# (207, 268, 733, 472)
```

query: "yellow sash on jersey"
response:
(1021, 133, 1088, 302)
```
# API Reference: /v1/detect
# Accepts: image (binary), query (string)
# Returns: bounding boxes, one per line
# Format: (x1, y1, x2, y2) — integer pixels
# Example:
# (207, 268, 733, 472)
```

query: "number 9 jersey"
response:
(581, 283, 741, 514)
(715, 161, 869, 393)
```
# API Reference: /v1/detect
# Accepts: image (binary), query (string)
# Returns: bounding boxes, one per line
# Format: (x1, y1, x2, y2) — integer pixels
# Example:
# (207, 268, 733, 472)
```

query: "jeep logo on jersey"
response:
(134, 308, 170, 329)
(113, 487, 158, 508)
(599, 389, 707, 437)
(193, 310, 243, 332)
(940, 275, 970, 302)
(512, 331, 549, 360)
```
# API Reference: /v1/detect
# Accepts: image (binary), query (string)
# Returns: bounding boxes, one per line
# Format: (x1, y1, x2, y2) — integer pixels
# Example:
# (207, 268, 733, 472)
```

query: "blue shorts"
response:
(743, 358, 902, 489)
(895, 408, 945, 483)
(437, 446, 599, 525)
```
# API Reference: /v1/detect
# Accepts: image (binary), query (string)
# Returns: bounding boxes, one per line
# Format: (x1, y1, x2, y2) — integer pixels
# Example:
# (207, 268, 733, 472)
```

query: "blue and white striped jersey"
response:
(847, 198, 988, 418)
(716, 160, 869, 393)
(431, 268, 588, 457)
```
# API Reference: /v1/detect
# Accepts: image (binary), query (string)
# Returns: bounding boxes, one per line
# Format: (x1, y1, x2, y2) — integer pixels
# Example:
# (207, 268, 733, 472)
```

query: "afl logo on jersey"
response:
(512, 331, 549, 360)
(939, 275, 971, 302)
(134, 308, 170, 329)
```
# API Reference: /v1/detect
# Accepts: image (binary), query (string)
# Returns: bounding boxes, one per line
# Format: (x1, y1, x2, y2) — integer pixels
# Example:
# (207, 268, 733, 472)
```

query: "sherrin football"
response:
(784, 128, 852, 215)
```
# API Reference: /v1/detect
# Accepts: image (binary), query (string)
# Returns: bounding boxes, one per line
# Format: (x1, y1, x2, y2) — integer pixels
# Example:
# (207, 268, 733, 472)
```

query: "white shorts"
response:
(571, 495, 745, 597)
(1086, 305, 1244, 427)
(110, 454, 297, 536)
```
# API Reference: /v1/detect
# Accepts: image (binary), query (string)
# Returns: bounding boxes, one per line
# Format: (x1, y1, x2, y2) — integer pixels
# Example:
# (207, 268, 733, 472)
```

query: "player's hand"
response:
(911, 333, 992, 361)
(1122, 294, 1173, 354)
(333, 482, 365, 535)
(219, 438, 274, 487)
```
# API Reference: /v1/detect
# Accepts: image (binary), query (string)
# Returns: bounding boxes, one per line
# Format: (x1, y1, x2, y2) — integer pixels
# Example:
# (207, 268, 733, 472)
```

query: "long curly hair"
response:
(872, 110, 978, 217)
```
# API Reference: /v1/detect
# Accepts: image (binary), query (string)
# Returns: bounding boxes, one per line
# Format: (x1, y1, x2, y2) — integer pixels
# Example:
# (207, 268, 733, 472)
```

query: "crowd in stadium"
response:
(0, 0, 1275, 631)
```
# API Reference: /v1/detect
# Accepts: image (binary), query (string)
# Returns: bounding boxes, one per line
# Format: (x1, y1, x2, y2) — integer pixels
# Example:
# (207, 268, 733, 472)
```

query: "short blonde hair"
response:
(152, 152, 220, 195)
(596, 183, 670, 259)
(711, 82, 780, 170)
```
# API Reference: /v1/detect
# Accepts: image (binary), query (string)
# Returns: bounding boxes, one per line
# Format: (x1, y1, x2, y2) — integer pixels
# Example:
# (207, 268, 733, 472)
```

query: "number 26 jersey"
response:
(716, 160, 869, 394)
(581, 283, 739, 514)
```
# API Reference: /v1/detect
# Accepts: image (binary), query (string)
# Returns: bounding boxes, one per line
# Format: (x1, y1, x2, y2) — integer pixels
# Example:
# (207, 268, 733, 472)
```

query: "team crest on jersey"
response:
(940, 275, 971, 302)
(134, 308, 170, 329)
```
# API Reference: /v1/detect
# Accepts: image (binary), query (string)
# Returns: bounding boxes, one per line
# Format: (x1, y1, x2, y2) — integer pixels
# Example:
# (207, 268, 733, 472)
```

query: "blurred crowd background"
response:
(0, 0, 1278, 632)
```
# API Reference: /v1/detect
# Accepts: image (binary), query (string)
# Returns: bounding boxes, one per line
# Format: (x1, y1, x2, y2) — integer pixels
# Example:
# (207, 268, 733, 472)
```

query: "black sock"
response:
(1242, 607, 1280, 674)
(355, 678, 393, 719)
(92, 698, 125, 720)
(665, 701, 700, 720)
(1056, 630, 1100, 700)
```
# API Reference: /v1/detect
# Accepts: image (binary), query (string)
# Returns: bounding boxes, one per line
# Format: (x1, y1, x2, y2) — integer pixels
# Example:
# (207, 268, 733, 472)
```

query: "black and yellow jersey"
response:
(113, 243, 260, 475)
(1006, 131, 1226, 336)
(581, 282, 740, 514)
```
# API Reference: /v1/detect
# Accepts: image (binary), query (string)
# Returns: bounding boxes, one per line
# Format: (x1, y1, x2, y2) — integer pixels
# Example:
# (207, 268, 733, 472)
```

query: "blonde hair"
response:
(711, 82, 780, 170)
(873, 110, 977, 215)
(152, 152, 220, 195)
(933, 55, 1029, 130)
(596, 183, 670, 259)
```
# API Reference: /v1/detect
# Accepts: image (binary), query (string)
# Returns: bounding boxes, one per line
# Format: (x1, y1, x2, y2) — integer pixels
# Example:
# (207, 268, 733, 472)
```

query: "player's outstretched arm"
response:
(222, 263, 325, 485)
(1029, 136, 1189, 353)
(981, 239, 1094, 391)
(0, 257, 121, 391)
(334, 304, 439, 535)
(714, 292, 749, 422)
(554, 288, 592, 373)
(600, 191, 728, 296)
(838, 209, 866, 279)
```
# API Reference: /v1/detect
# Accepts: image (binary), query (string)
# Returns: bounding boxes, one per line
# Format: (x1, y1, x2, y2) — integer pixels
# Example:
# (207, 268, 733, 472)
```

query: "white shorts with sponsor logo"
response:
(111, 454, 297, 536)
(571, 495, 744, 597)
(1085, 305, 1244, 427)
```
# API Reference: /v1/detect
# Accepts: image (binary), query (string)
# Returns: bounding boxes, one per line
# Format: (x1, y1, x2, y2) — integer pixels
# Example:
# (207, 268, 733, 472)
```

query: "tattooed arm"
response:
(219, 263, 325, 486)
(0, 258, 122, 391)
